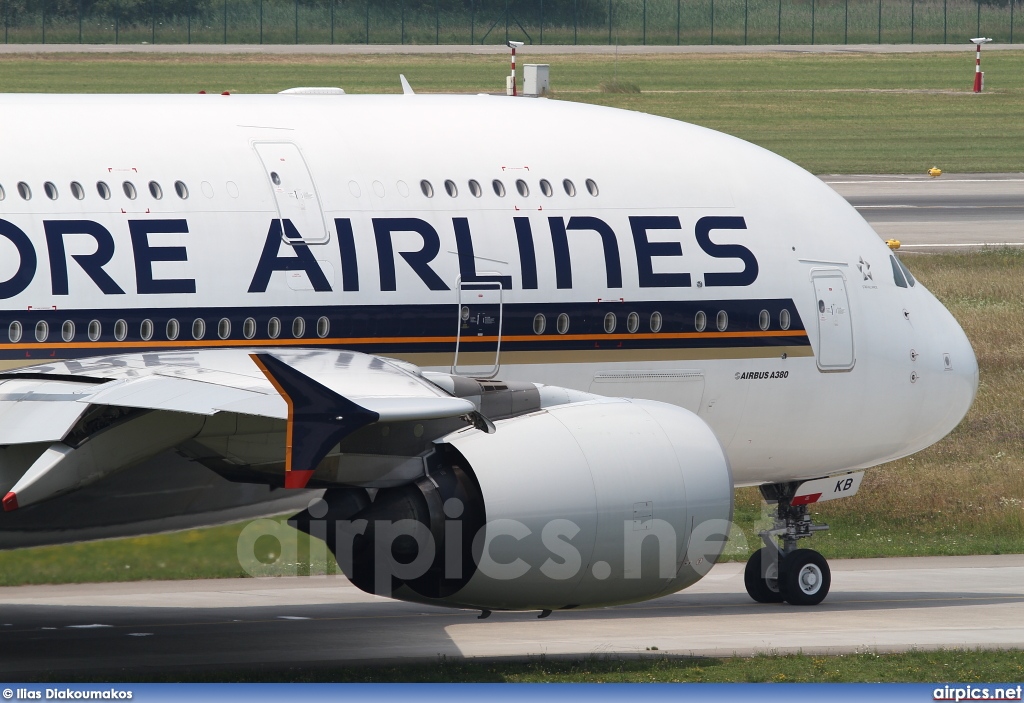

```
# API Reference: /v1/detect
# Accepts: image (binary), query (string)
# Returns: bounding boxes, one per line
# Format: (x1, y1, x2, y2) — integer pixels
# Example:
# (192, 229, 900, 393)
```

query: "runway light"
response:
(886, 239, 902, 250)
(928, 166, 943, 177)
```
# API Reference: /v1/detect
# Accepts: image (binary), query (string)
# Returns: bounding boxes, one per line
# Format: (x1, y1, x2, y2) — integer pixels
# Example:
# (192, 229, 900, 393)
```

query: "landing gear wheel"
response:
(744, 547, 784, 603)
(781, 548, 830, 606)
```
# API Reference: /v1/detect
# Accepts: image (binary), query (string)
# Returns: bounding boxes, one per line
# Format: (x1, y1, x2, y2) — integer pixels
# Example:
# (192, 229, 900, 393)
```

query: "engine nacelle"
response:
(293, 398, 733, 611)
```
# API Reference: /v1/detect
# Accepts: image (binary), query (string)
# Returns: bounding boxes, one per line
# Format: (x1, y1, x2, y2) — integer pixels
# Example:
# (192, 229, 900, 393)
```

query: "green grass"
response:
(1, 51, 1023, 172)
(19, 650, 1024, 683)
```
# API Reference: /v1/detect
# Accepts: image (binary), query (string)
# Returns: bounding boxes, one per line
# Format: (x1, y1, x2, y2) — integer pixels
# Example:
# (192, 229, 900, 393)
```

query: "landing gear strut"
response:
(744, 481, 832, 606)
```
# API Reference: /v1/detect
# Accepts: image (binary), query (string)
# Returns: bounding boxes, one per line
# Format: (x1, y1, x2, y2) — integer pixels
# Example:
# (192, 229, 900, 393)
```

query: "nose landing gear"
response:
(744, 481, 832, 606)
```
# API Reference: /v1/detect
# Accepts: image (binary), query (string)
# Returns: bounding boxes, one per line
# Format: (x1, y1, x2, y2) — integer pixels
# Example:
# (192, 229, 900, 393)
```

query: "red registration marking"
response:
(791, 493, 822, 506)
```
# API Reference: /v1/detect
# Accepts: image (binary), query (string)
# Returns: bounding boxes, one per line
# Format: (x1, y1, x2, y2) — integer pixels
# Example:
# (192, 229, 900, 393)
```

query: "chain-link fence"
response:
(0, 0, 1018, 44)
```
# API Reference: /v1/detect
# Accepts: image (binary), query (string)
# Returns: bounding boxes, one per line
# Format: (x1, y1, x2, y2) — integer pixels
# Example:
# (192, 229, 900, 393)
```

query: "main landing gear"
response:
(744, 482, 832, 606)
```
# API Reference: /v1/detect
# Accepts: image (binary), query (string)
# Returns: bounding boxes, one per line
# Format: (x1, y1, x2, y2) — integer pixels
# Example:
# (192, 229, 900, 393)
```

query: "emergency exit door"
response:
(453, 279, 503, 378)
(254, 142, 330, 245)
(811, 270, 855, 371)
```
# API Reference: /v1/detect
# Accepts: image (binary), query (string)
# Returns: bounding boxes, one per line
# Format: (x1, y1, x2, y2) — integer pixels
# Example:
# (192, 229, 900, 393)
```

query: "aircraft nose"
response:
(930, 299, 979, 437)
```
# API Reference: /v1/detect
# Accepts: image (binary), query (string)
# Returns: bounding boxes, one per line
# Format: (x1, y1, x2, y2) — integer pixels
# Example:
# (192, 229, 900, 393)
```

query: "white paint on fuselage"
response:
(0, 93, 978, 487)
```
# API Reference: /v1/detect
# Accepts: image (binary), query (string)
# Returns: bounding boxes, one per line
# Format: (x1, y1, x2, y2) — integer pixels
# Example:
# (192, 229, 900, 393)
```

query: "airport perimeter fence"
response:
(0, 0, 1018, 45)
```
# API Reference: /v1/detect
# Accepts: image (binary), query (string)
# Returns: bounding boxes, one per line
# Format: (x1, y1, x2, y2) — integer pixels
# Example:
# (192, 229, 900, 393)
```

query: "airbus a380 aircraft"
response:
(0, 87, 976, 611)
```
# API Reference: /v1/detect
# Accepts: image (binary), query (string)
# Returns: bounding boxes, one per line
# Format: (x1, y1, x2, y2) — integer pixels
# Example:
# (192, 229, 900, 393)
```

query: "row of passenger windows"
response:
(421, 178, 598, 199)
(531, 308, 792, 335)
(7, 308, 793, 344)
(7, 315, 329, 344)
(0, 180, 189, 202)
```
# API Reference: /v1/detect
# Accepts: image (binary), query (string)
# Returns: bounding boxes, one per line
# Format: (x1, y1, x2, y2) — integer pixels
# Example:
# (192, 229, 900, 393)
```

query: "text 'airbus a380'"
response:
(0, 79, 976, 610)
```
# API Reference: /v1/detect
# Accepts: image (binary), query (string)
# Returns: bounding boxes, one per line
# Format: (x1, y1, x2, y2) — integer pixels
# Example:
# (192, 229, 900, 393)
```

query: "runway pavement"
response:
(823, 173, 1024, 248)
(0, 554, 1022, 677)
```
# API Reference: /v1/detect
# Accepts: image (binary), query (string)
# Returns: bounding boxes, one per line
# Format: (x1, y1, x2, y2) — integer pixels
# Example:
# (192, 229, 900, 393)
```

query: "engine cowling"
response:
(293, 398, 733, 611)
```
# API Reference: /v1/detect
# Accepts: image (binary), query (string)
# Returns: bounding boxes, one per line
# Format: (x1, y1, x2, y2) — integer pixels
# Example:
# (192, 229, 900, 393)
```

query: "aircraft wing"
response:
(0, 349, 476, 511)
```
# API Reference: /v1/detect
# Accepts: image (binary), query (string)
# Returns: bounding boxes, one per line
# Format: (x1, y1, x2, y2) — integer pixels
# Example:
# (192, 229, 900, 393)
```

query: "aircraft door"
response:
(453, 278, 503, 379)
(253, 142, 330, 244)
(811, 270, 855, 371)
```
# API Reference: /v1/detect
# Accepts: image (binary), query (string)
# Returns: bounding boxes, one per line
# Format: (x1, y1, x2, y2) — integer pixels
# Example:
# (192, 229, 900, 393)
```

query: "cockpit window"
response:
(897, 257, 916, 287)
(890, 256, 908, 288)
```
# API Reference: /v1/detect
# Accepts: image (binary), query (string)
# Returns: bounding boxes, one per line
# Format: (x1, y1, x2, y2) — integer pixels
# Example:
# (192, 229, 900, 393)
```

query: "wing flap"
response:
(84, 376, 273, 416)
(0, 400, 88, 444)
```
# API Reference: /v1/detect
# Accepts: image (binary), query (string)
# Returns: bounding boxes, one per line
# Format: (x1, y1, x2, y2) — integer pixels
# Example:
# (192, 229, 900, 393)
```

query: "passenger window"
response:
(444, 180, 458, 197)
(539, 179, 553, 197)
(17, 182, 31, 200)
(603, 312, 616, 333)
(34, 320, 48, 342)
(0, 184, 5, 201)
(468, 180, 482, 197)
(165, 319, 179, 341)
(780, 309, 792, 331)
(563, 179, 576, 196)
(191, 318, 205, 340)
(44, 182, 58, 200)
(890, 256, 908, 288)
(694, 310, 707, 332)
(532, 313, 546, 334)
(516, 179, 529, 197)
(268, 317, 281, 339)
(242, 317, 256, 340)
(716, 310, 729, 332)
(70, 182, 85, 200)
(88, 320, 102, 341)
(140, 319, 154, 341)
(8, 321, 22, 343)
(123, 181, 137, 200)
(174, 181, 189, 199)
(650, 311, 663, 333)
(61, 320, 74, 342)
(586, 178, 599, 196)
(292, 317, 305, 338)
(492, 179, 506, 197)
(556, 313, 570, 334)
(97, 181, 111, 200)
(114, 319, 128, 341)
(626, 312, 639, 333)
(217, 318, 231, 339)
(420, 180, 434, 198)
(316, 316, 330, 338)
(149, 181, 163, 199)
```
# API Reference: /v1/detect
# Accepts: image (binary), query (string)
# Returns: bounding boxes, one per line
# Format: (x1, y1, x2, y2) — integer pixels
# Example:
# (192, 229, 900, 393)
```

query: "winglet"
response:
(250, 353, 380, 489)
(400, 74, 415, 95)
(2, 492, 17, 512)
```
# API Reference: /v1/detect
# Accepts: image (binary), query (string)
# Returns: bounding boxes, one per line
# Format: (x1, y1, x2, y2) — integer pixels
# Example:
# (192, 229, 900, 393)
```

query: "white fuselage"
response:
(0, 93, 977, 486)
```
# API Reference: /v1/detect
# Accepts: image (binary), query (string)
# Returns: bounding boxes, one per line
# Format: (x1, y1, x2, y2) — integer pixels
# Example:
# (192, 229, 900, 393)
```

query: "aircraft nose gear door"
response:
(254, 142, 330, 244)
(811, 270, 855, 371)
(453, 278, 503, 379)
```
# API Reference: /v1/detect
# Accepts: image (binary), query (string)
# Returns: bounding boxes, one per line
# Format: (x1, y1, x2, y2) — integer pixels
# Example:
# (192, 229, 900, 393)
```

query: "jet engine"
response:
(292, 398, 733, 611)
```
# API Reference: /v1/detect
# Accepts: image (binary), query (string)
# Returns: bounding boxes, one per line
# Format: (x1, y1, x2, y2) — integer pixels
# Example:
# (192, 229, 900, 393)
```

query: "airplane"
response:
(0, 85, 977, 612)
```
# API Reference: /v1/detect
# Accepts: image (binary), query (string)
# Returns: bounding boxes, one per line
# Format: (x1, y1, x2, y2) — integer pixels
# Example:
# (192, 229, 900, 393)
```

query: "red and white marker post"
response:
(507, 40, 524, 96)
(971, 37, 992, 93)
